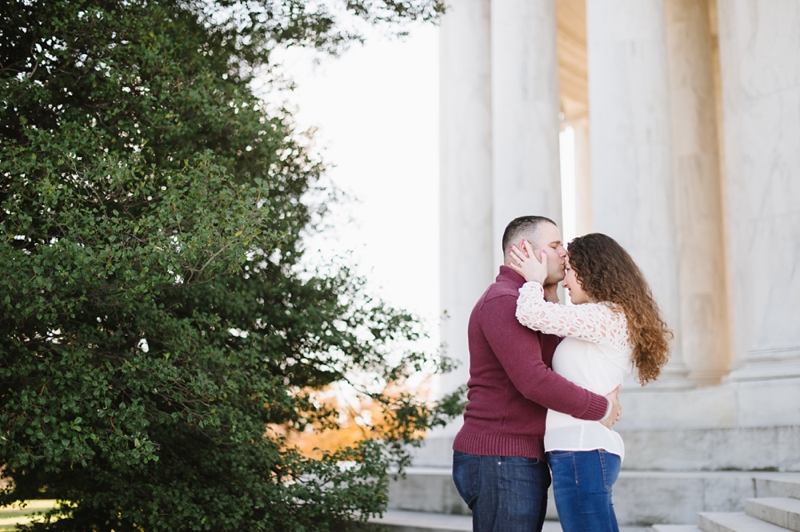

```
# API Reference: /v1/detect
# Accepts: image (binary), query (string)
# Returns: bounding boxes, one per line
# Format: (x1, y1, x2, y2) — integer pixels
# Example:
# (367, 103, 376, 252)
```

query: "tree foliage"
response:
(0, 0, 462, 530)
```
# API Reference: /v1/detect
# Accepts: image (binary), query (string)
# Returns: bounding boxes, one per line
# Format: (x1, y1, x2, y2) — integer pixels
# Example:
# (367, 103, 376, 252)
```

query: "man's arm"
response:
(480, 293, 614, 421)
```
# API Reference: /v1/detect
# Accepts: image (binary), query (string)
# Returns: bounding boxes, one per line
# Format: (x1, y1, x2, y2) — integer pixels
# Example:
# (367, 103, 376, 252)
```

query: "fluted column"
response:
(716, 0, 800, 381)
(439, 0, 494, 399)
(491, 0, 562, 263)
(664, 0, 731, 385)
(587, 0, 691, 385)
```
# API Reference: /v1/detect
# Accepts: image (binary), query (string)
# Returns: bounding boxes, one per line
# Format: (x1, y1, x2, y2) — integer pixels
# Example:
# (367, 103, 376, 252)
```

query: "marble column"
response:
(716, 0, 800, 381)
(586, 0, 691, 385)
(491, 0, 562, 264)
(664, 0, 731, 385)
(439, 0, 493, 403)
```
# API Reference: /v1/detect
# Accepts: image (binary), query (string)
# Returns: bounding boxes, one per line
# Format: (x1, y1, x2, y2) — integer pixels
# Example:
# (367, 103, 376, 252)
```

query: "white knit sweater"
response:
(516, 281, 634, 460)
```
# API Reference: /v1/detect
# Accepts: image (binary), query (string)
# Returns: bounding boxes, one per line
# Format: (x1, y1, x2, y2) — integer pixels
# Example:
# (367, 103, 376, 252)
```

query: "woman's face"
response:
(563, 259, 590, 305)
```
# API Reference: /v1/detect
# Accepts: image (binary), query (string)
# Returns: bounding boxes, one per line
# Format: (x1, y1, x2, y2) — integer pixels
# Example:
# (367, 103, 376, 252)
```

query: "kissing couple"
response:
(452, 215, 672, 532)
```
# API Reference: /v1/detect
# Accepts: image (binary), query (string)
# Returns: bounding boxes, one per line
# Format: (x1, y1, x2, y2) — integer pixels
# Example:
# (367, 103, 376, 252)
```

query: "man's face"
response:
(533, 223, 568, 284)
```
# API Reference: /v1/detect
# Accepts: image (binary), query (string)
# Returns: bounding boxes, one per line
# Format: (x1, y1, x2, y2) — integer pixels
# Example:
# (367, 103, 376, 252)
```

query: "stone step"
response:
(368, 510, 652, 532)
(387, 467, 471, 516)
(652, 526, 702, 532)
(698, 512, 788, 532)
(368, 509, 472, 532)
(745, 498, 800, 531)
(389, 468, 800, 526)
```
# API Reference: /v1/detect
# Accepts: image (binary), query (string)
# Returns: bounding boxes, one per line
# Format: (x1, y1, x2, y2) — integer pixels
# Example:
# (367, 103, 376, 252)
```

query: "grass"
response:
(0, 500, 59, 531)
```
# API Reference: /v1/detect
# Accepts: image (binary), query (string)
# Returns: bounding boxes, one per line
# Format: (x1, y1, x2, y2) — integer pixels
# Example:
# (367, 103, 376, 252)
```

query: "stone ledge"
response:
(368, 510, 472, 532)
(412, 426, 800, 472)
(744, 497, 800, 531)
(757, 476, 800, 499)
(615, 378, 800, 431)
(698, 512, 787, 532)
(619, 426, 800, 472)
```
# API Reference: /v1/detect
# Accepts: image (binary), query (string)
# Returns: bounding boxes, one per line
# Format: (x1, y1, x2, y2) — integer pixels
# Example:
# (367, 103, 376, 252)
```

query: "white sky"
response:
(262, 25, 442, 340)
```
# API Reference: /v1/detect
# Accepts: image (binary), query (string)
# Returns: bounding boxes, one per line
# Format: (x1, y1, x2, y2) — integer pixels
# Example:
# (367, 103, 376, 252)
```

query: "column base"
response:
(687, 369, 727, 387)
(725, 347, 800, 382)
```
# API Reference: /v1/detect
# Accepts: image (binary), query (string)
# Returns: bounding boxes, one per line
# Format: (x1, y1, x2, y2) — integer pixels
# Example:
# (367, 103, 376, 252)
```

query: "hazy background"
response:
(260, 25, 441, 345)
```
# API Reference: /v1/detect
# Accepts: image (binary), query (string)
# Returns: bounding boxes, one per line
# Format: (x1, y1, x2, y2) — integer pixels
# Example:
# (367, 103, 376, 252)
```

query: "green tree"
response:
(0, 0, 462, 530)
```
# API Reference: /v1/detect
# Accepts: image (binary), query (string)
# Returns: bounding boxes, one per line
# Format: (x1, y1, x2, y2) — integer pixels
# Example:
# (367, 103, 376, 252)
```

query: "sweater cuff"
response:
(599, 398, 613, 422)
(580, 394, 611, 421)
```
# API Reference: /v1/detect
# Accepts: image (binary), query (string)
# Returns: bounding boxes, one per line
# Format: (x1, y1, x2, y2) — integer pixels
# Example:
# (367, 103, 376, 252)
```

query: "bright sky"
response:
(261, 25, 442, 341)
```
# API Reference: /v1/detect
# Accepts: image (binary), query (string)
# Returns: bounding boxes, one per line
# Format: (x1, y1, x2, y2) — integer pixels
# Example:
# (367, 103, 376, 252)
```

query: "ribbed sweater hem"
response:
(453, 430, 544, 460)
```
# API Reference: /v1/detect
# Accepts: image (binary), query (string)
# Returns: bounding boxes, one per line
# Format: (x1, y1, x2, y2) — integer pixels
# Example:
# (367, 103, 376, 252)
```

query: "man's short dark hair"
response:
(501, 215, 557, 253)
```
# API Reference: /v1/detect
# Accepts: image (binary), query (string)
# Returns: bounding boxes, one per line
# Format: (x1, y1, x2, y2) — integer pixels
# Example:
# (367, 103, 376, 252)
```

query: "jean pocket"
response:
(500, 455, 542, 466)
(547, 450, 575, 458)
(453, 450, 472, 462)
(452, 452, 480, 508)
(598, 450, 621, 492)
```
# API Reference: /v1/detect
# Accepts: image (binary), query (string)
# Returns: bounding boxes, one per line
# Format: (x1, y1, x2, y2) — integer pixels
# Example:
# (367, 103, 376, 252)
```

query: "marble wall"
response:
(436, 0, 800, 444)
(438, 0, 494, 403)
(439, 0, 568, 396)
(664, 0, 731, 385)
(612, 0, 800, 430)
(491, 0, 563, 267)
(716, 0, 800, 380)
(586, 0, 690, 384)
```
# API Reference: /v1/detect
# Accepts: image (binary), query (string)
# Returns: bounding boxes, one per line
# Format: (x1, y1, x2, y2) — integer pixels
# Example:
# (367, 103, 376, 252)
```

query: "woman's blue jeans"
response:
(452, 451, 551, 532)
(547, 449, 621, 532)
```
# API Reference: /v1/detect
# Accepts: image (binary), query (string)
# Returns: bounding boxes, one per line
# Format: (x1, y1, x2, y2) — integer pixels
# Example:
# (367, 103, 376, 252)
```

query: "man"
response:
(452, 216, 621, 532)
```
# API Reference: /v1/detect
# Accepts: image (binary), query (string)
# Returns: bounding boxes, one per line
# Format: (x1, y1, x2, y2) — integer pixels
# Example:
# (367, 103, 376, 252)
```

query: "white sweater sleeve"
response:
(516, 281, 632, 352)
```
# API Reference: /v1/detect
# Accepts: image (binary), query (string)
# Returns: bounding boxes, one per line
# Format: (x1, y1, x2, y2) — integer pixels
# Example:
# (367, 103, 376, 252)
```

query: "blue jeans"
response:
(547, 450, 621, 532)
(452, 450, 551, 532)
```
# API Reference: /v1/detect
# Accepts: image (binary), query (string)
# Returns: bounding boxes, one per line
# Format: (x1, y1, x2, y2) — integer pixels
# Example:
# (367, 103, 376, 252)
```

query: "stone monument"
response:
(384, 0, 800, 528)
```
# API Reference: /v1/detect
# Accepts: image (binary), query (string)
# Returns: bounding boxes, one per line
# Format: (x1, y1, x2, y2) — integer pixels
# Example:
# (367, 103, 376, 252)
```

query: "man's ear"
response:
(521, 239, 532, 258)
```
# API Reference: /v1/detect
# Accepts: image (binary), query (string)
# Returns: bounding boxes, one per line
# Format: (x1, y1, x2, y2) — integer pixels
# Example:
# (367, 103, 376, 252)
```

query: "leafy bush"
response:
(0, 1, 461, 530)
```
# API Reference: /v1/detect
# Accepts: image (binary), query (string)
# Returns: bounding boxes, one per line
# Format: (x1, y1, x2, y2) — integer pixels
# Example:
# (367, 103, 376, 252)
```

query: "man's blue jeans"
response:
(452, 450, 551, 532)
(547, 449, 621, 532)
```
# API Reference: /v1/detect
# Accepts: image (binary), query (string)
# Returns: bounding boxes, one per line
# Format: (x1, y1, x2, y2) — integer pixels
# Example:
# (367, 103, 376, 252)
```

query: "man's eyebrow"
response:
(548, 240, 562, 246)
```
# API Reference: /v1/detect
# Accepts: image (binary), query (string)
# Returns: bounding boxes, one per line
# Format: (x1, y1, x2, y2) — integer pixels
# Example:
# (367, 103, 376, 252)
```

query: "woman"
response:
(507, 233, 671, 532)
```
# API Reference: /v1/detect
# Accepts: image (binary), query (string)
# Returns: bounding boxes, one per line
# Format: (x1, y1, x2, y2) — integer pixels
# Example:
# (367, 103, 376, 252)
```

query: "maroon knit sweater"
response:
(452, 266, 609, 460)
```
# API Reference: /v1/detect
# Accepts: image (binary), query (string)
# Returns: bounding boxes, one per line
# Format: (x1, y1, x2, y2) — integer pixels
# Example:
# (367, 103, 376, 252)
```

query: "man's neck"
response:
(542, 283, 560, 303)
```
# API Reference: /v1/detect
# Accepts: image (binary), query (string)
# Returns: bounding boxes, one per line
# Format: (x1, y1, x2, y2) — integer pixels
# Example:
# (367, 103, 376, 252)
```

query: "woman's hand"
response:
(507, 240, 548, 284)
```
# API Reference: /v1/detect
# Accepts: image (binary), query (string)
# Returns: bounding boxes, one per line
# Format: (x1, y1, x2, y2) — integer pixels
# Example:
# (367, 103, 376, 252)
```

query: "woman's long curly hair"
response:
(567, 233, 673, 385)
